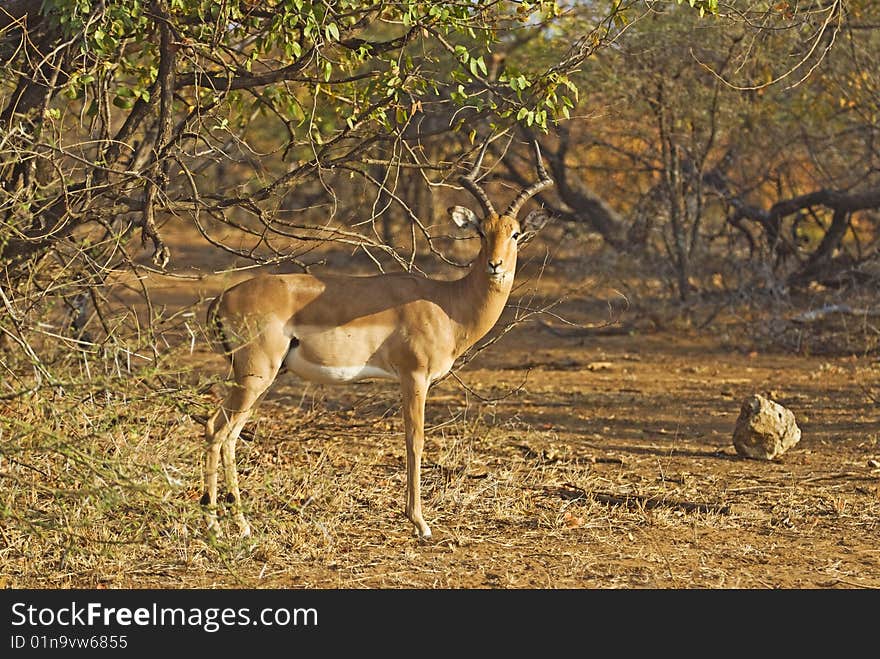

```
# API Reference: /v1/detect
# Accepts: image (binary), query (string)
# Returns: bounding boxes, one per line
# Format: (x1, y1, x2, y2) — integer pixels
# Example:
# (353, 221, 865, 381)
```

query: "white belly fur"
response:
(284, 349, 397, 384)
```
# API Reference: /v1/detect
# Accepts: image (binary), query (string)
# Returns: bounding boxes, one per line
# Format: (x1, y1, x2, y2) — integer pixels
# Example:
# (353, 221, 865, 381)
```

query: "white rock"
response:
(733, 394, 801, 460)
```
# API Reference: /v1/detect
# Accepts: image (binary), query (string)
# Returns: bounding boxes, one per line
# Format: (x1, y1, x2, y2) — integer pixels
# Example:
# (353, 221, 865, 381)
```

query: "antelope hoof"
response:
(205, 517, 223, 539)
(235, 515, 252, 538)
(412, 523, 432, 541)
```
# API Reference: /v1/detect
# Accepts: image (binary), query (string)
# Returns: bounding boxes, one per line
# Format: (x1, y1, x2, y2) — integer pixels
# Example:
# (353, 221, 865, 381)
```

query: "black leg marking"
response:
(200, 492, 211, 506)
(207, 294, 234, 361)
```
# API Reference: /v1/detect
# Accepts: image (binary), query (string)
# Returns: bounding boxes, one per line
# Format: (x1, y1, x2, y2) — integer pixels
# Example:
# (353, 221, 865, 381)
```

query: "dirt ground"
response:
(3, 223, 879, 590)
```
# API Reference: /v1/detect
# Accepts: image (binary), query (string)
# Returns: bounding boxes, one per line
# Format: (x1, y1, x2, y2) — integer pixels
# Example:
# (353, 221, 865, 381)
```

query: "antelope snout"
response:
(487, 259, 504, 276)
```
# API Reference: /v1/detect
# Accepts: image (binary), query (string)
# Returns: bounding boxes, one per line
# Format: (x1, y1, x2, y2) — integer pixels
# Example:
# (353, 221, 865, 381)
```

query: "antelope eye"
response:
(512, 231, 521, 240)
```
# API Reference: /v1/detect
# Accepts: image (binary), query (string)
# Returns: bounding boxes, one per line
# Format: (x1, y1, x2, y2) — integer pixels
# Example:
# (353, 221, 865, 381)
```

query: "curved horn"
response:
(459, 139, 496, 217)
(504, 140, 554, 218)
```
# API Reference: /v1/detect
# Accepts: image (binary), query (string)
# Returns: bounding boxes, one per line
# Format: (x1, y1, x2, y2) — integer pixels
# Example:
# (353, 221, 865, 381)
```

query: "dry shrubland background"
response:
(1, 1, 878, 589)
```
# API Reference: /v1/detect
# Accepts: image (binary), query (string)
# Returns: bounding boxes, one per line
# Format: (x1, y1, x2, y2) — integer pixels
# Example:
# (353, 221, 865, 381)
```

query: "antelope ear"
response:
(521, 208, 551, 233)
(448, 206, 480, 231)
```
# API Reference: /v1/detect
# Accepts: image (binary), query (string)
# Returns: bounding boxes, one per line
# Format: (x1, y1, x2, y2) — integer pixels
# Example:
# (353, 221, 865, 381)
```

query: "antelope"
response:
(202, 140, 553, 539)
